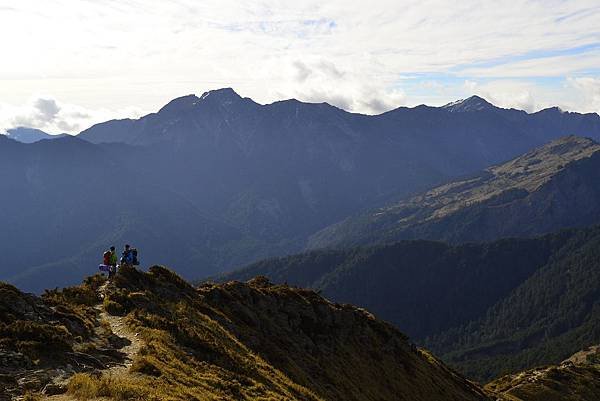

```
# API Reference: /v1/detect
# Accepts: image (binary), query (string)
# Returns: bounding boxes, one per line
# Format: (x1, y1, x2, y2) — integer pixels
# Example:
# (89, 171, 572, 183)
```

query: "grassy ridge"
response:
(65, 265, 488, 401)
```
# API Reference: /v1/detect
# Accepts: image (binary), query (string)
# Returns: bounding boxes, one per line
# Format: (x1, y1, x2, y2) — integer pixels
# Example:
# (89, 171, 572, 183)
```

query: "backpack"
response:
(103, 251, 111, 265)
(124, 250, 133, 264)
(131, 248, 139, 265)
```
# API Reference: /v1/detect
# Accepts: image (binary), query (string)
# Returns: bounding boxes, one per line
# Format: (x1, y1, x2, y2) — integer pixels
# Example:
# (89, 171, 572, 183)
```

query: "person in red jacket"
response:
(103, 250, 111, 266)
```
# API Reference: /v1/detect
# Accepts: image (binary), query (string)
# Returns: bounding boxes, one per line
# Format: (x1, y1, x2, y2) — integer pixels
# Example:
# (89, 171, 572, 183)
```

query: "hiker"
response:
(120, 244, 140, 268)
(109, 246, 118, 278)
(103, 250, 111, 266)
(110, 246, 118, 267)
(98, 249, 112, 276)
(131, 247, 140, 266)
(121, 244, 133, 267)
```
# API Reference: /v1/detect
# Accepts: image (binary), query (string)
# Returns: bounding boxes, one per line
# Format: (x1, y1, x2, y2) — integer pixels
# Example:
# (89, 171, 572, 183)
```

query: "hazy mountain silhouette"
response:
(0, 135, 249, 292)
(5, 127, 68, 143)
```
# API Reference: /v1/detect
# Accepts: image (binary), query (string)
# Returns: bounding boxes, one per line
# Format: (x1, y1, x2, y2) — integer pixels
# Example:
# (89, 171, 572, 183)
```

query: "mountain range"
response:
(3, 89, 600, 292)
(78, 90, 600, 245)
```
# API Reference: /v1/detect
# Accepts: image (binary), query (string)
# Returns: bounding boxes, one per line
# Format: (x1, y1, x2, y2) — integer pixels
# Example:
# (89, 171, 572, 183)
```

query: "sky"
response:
(0, 0, 599, 134)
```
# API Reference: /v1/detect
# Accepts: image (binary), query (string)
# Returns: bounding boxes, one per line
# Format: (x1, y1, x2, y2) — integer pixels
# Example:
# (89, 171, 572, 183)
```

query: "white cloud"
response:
(0, 0, 599, 124)
(293, 61, 313, 82)
(285, 58, 405, 113)
(568, 77, 600, 113)
(462, 81, 539, 112)
(0, 96, 145, 135)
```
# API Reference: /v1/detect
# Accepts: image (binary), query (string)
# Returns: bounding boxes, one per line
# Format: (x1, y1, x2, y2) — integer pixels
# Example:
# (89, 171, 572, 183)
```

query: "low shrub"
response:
(131, 356, 162, 377)
(103, 297, 125, 316)
(68, 373, 154, 401)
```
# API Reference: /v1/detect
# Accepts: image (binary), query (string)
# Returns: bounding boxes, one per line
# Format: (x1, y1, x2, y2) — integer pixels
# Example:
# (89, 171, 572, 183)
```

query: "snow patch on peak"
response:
(443, 95, 495, 112)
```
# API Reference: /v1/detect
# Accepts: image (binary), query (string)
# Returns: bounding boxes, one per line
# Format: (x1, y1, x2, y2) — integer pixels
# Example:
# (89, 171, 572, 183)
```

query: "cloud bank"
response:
(0, 0, 599, 133)
(0, 96, 144, 135)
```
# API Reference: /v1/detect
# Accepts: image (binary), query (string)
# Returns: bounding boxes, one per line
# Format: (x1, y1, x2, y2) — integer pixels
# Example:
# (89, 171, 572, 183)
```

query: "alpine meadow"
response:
(2, 1, 600, 400)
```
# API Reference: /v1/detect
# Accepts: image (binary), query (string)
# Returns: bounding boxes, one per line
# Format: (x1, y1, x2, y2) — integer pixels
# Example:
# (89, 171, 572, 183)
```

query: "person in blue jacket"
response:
(121, 244, 134, 266)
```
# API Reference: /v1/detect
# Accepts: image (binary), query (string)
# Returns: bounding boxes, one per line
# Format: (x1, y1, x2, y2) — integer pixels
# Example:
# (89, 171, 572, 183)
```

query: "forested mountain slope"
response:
(226, 226, 600, 381)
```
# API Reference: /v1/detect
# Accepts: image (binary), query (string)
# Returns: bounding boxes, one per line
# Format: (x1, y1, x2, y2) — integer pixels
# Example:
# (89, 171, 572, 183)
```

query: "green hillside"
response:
(429, 227, 600, 380)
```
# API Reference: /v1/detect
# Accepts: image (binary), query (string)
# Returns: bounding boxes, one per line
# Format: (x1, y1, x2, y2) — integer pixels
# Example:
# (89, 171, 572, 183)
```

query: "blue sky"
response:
(0, 0, 599, 134)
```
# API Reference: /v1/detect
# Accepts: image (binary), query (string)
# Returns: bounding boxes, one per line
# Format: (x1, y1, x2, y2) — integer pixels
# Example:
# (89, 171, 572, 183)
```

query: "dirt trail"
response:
(96, 282, 143, 375)
(44, 282, 143, 401)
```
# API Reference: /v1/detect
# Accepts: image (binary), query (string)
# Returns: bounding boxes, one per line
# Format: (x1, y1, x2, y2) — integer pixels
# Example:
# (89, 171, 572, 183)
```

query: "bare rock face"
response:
(0, 351, 31, 371)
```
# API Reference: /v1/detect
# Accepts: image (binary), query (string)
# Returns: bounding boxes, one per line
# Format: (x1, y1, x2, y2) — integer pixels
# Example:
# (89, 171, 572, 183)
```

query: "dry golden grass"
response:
(67, 373, 157, 401)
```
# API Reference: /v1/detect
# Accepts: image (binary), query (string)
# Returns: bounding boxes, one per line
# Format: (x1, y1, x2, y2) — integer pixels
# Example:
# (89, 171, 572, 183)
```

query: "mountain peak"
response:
(443, 95, 496, 112)
(158, 89, 246, 114)
(535, 106, 566, 115)
(488, 135, 600, 182)
(158, 94, 201, 114)
(200, 87, 242, 102)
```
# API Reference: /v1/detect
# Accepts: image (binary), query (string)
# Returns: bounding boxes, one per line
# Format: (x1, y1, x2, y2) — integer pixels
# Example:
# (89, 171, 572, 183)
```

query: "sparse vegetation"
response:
(22, 392, 43, 401)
